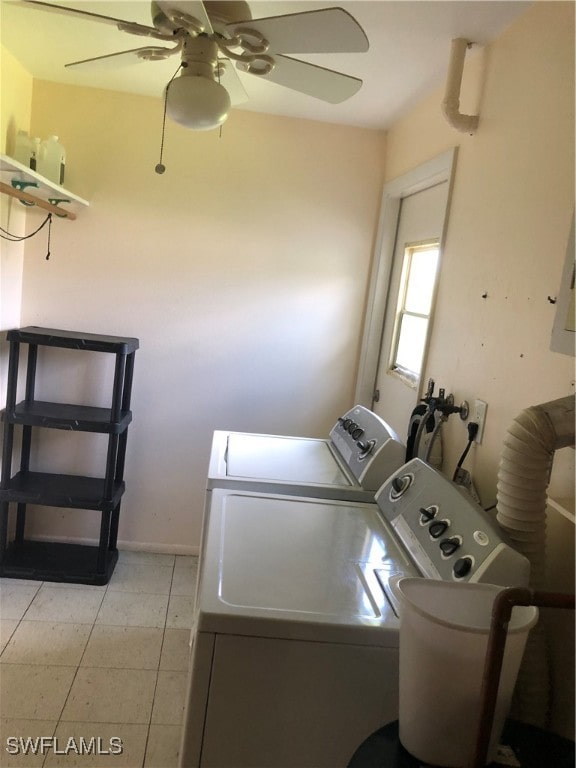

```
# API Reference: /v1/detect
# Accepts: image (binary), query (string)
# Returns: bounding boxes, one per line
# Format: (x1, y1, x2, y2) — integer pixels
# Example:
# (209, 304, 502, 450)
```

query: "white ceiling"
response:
(1, 0, 531, 130)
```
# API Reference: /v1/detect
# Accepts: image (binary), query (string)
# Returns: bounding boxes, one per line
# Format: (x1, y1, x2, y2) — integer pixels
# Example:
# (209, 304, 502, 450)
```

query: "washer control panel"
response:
(329, 405, 405, 490)
(375, 458, 530, 586)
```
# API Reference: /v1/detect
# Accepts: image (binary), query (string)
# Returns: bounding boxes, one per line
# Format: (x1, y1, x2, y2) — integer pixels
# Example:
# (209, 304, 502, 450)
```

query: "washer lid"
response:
(197, 490, 416, 645)
(225, 433, 352, 485)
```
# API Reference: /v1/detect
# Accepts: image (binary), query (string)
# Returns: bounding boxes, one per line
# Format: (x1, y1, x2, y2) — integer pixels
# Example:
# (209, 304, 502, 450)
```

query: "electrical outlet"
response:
(473, 399, 488, 444)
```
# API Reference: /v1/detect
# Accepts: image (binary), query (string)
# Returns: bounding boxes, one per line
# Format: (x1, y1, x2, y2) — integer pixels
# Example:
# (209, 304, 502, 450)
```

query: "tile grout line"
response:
(0, 580, 43, 673)
(39, 715, 60, 768)
(45, 581, 108, 767)
(141, 556, 177, 768)
(0, 578, 41, 762)
(0, 619, 19, 658)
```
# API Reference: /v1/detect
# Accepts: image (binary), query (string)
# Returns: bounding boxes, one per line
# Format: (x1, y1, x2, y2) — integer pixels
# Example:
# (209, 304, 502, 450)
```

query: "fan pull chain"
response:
(155, 63, 183, 174)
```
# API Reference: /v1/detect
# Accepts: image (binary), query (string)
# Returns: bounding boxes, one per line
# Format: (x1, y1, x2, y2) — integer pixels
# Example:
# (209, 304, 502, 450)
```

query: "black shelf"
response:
(0, 326, 137, 585)
(2, 401, 132, 433)
(7, 326, 139, 355)
(0, 471, 125, 511)
(1, 540, 118, 586)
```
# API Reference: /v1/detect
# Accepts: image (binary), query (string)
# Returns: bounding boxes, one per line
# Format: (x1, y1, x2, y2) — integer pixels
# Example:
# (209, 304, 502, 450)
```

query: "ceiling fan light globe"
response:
(166, 75, 231, 131)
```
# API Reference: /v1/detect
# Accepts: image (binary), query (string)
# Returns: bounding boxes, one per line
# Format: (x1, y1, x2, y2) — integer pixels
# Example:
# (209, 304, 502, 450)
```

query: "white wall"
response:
(15, 83, 386, 551)
(381, 1, 574, 506)
(0, 47, 32, 391)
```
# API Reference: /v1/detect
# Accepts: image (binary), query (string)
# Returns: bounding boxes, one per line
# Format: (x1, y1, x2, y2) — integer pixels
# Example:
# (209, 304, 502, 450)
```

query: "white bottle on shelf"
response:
(37, 135, 66, 185)
(14, 130, 32, 165)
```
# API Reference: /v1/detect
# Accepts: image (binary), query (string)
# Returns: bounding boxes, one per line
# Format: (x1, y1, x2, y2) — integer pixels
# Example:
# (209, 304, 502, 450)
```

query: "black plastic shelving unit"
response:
(0, 326, 138, 585)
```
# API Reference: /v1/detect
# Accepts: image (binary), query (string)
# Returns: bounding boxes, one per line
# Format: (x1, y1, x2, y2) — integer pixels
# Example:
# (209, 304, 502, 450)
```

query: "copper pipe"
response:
(469, 589, 575, 768)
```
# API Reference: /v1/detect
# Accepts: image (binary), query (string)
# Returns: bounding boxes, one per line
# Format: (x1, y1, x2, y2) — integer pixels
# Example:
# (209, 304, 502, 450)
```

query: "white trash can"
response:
(392, 577, 538, 767)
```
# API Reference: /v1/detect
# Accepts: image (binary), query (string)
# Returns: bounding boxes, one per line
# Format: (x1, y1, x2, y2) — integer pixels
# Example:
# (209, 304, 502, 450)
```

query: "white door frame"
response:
(354, 148, 458, 406)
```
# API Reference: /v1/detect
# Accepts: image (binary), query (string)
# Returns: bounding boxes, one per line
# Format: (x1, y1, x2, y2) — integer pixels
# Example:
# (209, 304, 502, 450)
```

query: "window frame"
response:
(388, 239, 441, 389)
(353, 148, 457, 407)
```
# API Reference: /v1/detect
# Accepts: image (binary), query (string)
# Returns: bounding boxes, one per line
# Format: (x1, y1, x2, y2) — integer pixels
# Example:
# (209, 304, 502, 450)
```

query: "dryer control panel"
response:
(376, 458, 530, 587)
(329, 405, 405, 490)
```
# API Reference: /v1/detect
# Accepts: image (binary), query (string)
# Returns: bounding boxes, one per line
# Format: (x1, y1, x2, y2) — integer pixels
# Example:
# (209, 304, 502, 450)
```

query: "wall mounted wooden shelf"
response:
(0, 154, 89, 219)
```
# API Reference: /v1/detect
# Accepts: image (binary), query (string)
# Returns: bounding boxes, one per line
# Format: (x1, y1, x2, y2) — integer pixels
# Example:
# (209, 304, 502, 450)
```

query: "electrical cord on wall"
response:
(452, 421, 479, 481)
(0, 212, 52, 259)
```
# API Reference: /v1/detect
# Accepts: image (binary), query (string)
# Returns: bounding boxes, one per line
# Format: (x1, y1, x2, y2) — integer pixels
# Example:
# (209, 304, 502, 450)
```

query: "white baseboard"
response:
(25, 534, 199, 557)
(117, 540, 199, 557)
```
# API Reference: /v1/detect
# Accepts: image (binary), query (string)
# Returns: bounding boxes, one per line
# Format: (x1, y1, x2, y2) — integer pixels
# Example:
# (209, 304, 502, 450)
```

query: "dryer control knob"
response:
(453, 556, 473, 578)
(352, 427, 364, 440)
(429, 521, 448, 539)
(392, 477, 405, 493)
(439, 537, 460, 556)
(390, 475, 412, 498)
(419, 506, 437, 522)
(357, 439, 375, 456)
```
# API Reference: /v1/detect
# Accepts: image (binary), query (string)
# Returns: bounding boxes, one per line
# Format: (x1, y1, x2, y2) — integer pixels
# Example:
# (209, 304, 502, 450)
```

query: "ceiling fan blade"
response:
(65, 47, 177, 71)
(239, 55, 362, 104)
(155, 1, 213, 34)
(19, 0, 164, 37)
(226, 8, 369, 54)
(218, 60, 249, 105)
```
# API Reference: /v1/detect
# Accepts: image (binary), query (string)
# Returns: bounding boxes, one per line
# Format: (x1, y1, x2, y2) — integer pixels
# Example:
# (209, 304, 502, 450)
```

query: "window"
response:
(389, 241, 440, 385)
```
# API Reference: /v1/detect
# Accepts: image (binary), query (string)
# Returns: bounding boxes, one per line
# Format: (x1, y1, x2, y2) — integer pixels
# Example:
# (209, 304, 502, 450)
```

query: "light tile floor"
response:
(0, 552, 197, 767)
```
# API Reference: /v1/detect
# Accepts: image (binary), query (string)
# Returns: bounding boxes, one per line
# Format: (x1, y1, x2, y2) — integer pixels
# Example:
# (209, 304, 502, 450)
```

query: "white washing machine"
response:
(180, 459, 530, 768)
(206, 404, 405, 501)
(194, 406, 405, 631)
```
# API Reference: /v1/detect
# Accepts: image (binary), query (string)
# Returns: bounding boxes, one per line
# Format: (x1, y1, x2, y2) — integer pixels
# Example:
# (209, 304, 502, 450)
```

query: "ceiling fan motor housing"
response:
(181, 36, 220, 79)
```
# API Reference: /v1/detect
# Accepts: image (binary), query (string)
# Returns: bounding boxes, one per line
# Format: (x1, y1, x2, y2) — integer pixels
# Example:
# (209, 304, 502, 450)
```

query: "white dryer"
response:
(206, 404, 405, 501)
(180, 459, 530, 768)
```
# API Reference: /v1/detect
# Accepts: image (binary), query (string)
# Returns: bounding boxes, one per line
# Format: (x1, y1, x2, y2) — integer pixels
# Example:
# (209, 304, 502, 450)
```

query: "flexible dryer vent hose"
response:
(496, 395, 575, 585)
(496, 394, 575, 727)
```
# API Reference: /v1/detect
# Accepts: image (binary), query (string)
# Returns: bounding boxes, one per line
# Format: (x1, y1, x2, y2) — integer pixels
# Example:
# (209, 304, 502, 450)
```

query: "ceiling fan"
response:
(18, 1, 369, 131)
